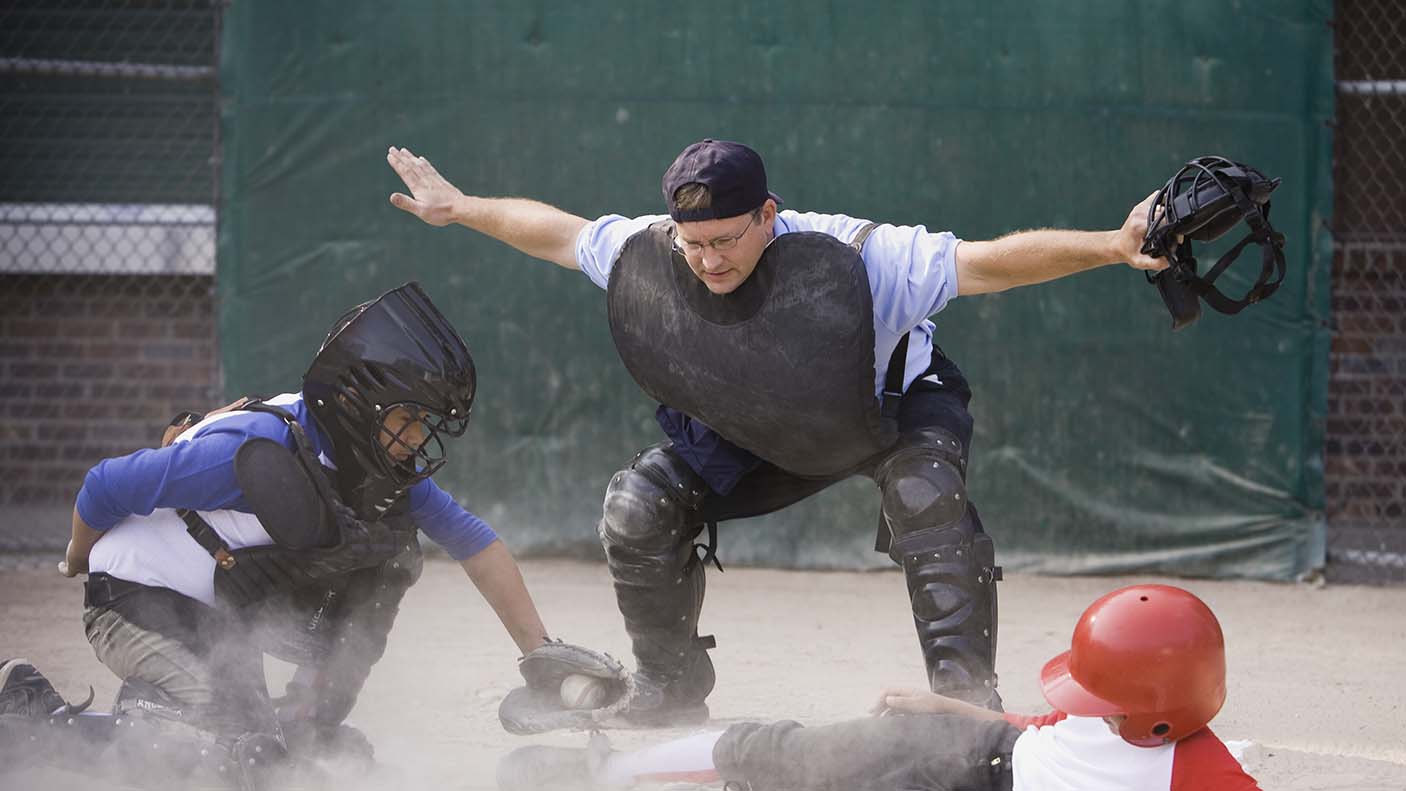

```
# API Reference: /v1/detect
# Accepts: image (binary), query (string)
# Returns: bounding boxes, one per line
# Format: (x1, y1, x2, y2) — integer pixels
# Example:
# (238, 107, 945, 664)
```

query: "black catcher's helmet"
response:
(303, 282, 476, 499)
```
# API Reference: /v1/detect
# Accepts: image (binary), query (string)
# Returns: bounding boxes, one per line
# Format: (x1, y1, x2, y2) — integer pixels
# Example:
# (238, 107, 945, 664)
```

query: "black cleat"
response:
(611, 672, 710, 728)
(0, 659, 89, 718)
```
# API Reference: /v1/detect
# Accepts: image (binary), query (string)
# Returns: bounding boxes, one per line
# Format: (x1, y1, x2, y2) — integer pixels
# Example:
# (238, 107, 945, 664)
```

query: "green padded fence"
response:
(219, 1, 1334, 579)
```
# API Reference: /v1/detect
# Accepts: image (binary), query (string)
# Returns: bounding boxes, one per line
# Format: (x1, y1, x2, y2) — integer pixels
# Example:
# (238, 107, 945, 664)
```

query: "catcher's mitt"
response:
(498, 639, 630, 735)
(1140, 156, 1286, 330)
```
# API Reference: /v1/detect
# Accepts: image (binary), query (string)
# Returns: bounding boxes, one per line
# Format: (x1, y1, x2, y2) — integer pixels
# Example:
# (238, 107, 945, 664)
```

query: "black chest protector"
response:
(181, 402, 417, 609)
(607, 220, 899, 477)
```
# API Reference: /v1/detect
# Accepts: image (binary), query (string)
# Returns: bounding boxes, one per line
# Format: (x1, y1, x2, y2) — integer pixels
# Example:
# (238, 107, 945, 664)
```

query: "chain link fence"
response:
(1325, 1, 1406, 584)
(0, 1, 223, 558)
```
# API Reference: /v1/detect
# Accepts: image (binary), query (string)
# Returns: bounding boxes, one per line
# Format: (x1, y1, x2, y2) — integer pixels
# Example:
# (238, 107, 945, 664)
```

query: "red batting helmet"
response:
(1039, 584, 1226, 747)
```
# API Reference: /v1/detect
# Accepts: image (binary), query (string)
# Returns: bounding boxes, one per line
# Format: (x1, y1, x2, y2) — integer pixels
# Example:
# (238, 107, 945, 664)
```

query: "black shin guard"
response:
(894, 516, 1001, 706)
(598, 446, 716, 717)
(876, 431, 1000, 708)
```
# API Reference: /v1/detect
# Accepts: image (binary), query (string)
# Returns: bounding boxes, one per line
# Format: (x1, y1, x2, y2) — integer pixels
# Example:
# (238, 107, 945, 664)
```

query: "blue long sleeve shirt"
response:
(76, 393, 497, 561)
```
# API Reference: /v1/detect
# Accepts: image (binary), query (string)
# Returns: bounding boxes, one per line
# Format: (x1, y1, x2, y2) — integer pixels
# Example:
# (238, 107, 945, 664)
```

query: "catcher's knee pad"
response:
(875, 428, 968, 549)
(599, 445, 706, 553)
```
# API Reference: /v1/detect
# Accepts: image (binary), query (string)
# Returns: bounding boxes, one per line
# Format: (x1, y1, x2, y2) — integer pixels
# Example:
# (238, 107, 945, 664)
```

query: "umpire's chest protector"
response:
(607, 221, 895, 477)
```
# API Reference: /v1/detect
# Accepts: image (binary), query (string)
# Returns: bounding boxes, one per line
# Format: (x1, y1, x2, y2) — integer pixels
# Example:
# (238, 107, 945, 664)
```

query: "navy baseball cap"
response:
(662, 139, 784, 222)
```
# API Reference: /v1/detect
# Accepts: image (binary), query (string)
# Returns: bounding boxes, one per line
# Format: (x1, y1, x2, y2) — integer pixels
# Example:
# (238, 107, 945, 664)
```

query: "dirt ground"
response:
(3, 557, 1404, 790)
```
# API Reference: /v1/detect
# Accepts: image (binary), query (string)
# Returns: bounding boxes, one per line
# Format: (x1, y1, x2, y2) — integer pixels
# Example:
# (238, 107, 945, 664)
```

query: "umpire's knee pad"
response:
(875, 429, 969, 543)
(598, 445, 706, 551)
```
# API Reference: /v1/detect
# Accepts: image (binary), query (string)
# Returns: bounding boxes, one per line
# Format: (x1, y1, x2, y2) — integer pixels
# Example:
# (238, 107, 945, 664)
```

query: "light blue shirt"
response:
(574, 210, 961, 394)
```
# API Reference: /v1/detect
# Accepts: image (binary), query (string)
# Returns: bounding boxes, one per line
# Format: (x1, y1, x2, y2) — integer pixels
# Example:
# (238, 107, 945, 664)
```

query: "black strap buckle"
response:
(685, 520, 724, 574)
(178, 508, 236, 569)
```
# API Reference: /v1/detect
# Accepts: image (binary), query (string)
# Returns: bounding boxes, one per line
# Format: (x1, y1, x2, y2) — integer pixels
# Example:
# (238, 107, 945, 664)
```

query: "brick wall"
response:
(0, 274, 220, 551)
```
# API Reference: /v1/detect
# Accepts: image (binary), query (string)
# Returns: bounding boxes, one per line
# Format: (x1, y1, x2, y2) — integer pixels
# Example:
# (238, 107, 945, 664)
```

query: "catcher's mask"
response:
(303, 282, 475, 494)
(1140, 156, 1285, 330)
(1039, 584, 1226, 748)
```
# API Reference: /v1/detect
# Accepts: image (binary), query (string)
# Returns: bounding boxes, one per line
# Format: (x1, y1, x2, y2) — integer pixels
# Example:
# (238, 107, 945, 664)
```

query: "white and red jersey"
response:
(1005, 711, 1261, 791)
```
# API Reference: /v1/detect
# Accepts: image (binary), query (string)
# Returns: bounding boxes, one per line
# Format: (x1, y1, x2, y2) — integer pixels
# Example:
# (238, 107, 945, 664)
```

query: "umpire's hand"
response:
(1114, 192, 1172, 273)
(387, 146, 466, 227)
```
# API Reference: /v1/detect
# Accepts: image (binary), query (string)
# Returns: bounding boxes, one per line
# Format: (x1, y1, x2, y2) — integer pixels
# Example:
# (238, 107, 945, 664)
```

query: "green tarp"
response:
(219, 1, 1333, 579)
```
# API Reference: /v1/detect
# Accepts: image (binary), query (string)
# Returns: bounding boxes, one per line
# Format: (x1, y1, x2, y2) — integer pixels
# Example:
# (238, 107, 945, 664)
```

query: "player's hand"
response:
(387, 146, 465, 227)
(208, 396, 252, 417)
(871, 687, 960, 716)
(58, 540, 87, 578)
(159, 398, 249, 448)
(1112, 191, 1172, 273)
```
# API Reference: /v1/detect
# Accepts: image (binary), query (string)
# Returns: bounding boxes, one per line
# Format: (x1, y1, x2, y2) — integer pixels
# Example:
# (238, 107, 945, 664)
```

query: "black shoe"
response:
(0, 659, 86, 718)
(612, 672, 711, 728)
(496, 732, 613, 791)
(282, 719, 376, 765)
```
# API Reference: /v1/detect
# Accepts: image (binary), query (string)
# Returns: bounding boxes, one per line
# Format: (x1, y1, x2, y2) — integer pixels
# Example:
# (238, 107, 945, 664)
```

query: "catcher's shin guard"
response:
(309, 537, 424, 727)
(598, 445, 715, 722)
(110, 677, 288, 789)
(876, 431, 1000, 708)
(0, 658, 105, 771)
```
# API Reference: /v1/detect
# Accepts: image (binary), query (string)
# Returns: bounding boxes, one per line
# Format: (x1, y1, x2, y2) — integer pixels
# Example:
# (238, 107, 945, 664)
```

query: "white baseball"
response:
(559, 673, 607, 710)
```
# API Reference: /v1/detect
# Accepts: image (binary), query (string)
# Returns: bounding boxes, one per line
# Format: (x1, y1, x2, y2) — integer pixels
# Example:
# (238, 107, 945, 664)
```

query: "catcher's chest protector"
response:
(607, 221, 894, 477)
(189, 402, 418, 609)
(212, 511, 416, 610)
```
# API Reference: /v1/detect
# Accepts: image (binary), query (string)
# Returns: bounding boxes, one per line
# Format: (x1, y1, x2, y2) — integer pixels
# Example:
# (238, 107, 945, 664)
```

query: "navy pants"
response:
(681, 350, 981, 546)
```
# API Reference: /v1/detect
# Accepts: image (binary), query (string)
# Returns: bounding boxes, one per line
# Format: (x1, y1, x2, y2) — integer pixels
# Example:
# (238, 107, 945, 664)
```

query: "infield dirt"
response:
(2, 558, 1403, 790)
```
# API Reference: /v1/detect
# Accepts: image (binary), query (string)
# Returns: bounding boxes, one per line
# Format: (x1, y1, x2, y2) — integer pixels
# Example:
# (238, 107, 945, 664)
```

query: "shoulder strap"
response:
(849, 221, 880, 253)
(242, 400, 345, 508)
(881, 335, 910, 421)
(850, 222, 910, 420)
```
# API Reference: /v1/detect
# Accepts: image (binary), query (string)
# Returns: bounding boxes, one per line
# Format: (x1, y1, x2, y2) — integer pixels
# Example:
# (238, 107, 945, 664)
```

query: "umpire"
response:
(387, 139, 1169, 725)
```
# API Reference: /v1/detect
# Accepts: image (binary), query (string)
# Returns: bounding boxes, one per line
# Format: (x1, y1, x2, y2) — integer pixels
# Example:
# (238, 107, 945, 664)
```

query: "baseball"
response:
(559, 673, 607, 710)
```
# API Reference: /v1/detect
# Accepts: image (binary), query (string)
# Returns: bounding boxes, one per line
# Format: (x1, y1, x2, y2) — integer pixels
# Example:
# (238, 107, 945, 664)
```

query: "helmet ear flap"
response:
(1118, 715, 1177, 747)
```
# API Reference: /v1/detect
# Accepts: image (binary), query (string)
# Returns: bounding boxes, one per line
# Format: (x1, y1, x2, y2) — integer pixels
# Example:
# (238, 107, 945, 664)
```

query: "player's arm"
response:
(65, 430, 254, 577)
(871, 687, 1006, 722)
(953, 192, 1167, 296)
(386, 146, 588, 270)
(411, 482, 548, 654)
(460, 540, 549, 654)
(59, 507, 102, 577)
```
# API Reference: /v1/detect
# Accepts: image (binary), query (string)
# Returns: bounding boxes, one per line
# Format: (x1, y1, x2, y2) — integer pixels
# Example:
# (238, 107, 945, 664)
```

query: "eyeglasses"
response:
(673, 212, 758, 256)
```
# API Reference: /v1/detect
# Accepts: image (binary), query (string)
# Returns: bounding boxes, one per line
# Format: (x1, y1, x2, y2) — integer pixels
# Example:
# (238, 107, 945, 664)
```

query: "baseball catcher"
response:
(1, 283, 552, 790)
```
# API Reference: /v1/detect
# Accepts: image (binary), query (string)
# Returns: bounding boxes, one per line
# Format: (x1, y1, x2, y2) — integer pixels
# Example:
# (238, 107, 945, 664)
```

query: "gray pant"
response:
(84, 591, 278, 743)
(714, 714, 1018, 791)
